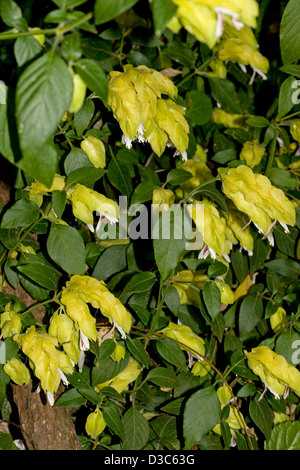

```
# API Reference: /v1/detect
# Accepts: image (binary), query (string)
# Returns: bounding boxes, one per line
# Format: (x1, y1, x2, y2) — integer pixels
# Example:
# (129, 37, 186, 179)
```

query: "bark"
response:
(1, 181, 82, 450)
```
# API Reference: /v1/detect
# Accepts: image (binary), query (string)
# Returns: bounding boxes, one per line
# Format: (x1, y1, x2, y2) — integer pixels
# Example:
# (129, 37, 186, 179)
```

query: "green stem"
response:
(21, 292, 61, 316)
(264, 131, 278, 178)
(0, 12, 93, 41)
(147, 282, 170, 340)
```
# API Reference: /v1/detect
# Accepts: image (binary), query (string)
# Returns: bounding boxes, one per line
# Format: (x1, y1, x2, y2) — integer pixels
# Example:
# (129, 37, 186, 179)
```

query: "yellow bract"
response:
(187, 201, 228, 260)
(159, 321, 205, 357)
(29, 174, 66, 207)
(172, 270, 208, 306)
(169, 0, 259, 49)
(213, 385, 246, 436)
(61, 275, 132, 341)
(214, 279, 234, 304)
(95, 357, 141, 393)
(13, 326, 73, 394)
(212, 108, 250, 129)
(48, 310, 82, 365)
(240, 140, 265, 168)
(0, 308, 22, 339)
(67, 183, 119, 227)
(223, 204, 254, 255)
(244, 346, 300, 398)
(270, 307, 287, 333)
(4, 358, 31, 386)
(108, 64, 189, 158)
(220, 165, 296, 236)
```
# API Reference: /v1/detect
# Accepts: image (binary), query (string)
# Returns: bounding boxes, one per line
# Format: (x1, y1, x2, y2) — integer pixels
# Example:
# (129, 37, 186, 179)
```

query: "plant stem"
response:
(264, 130, 278, 178)
(0, 12, 93, 41)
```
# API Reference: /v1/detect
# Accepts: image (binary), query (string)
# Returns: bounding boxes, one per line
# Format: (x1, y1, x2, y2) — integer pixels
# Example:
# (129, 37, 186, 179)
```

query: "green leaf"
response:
(102, 402, 125, 440)
(155, 337, 187, 370)
(122, 406, 150, 450)
(47, 223, 86, 275)
(93, 245, 127, 281)
(203, 281, 221, 321)
(120, 272, 156, 303)
(269, 167, 299, 189)
(74, 58, 108, 103)
(52, 0, 88, 8)
(1, 199, 40, 229)
(64, 147, 93, 175)
(265, 420, 300, 450)
(209, 77, 241, 114)
(91, 354, 130, 386)
(264, 258, 300, 279)
(16, 52, 73, 183)
(151, 0, 177, 36)
(66, 167, 107, 188)
(0, 432, 19, 450)
(126, 336, 149, 368)
(17, 263, 60, 291)
(146, 367, 178, 388)
(0, 0, 27, 29)
(153, 205, 191, 281)
(249, 395, 273, 441)
(183, 386, 221, 449)
(14, 36, 42, 67)
(185, 90, 213, 126)
(95, 0, 139, 25)
(239, 293, 263, 337)
(107, 149, 133, 198)
(231, 248, 248, 284)
(166, 169, 193, 186)
(61, 32, 82, 62)
(275, 329, 300, 365)
(54, 388, 86, 407)
(131, 181, 157, 205)
(66, 367, 100, 405)
(51, 190, 67, 219)
(280, 64, 300, 77)
(277, 75, 296, 120)
(245, 116, 270, 128)
(280, 0, 300, 64)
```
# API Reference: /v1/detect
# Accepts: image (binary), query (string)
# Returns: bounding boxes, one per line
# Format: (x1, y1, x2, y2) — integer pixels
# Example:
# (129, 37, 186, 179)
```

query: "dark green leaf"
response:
(265, 421, 300, 450)
(1, 199, 40, 229)
(183, 386, 221, 449)
(156, 337, 187, 370)
(280, 0, 300, 64)
(75, 58, 108, 103)
(122, 406, 150, 450)
(47, 224, 86, 275)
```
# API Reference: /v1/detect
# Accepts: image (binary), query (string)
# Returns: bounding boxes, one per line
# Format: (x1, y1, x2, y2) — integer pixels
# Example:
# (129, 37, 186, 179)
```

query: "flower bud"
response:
(85, 408, 106, 439)
(81, 136, 106, 169)
(240, 140, 265, 168)
(270, 307, 287, 333)
(4, 358, 30, 386)
(68, 73, 87, 114)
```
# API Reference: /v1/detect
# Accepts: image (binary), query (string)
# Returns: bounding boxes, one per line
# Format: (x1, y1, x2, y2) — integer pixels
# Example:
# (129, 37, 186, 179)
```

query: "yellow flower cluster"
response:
(66, 183, 119, 232)
(0, 306, 22, 339)
(220, 165, 296, 241)
(245, 346, 300, 399)
(13, 326, 73, 397)
(217, 24, 269, 83)
(168, 0, 259, 49)
(187, 200, 231, 262)
(108, 64, 189, 158)
(60, 275, 132, 341)
(48, 310, 82, 366)
(29, 174, 66, 207)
